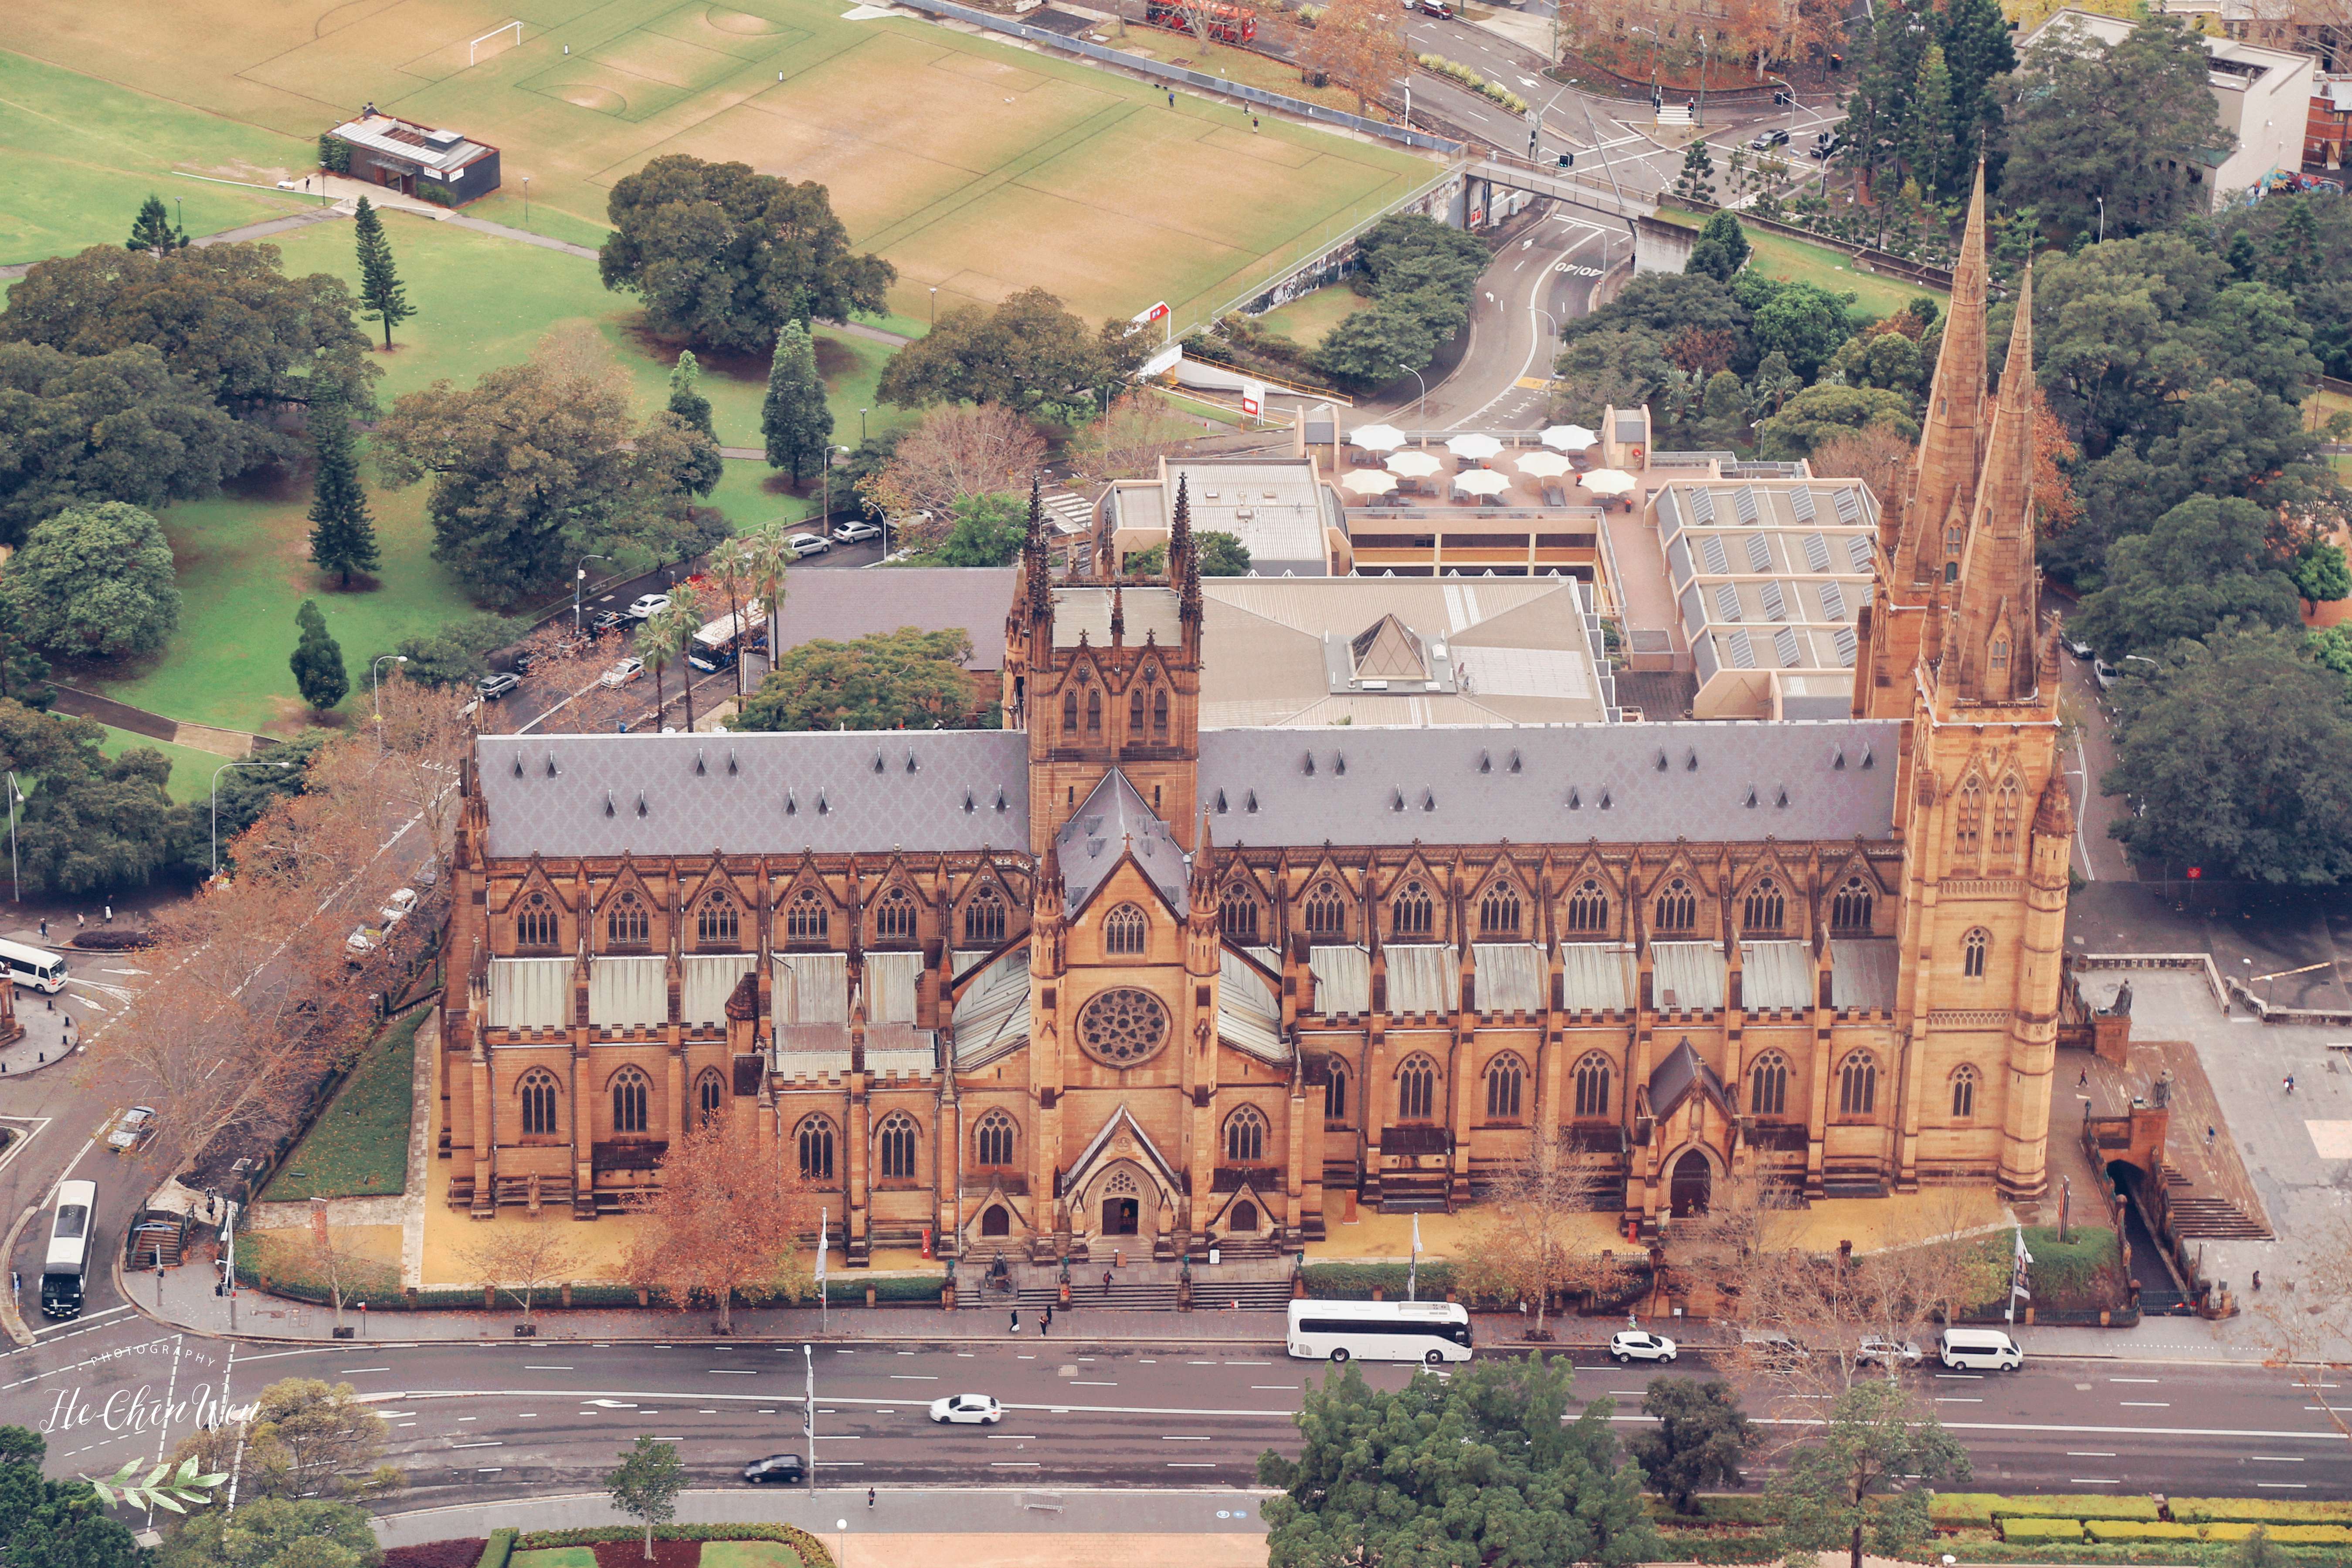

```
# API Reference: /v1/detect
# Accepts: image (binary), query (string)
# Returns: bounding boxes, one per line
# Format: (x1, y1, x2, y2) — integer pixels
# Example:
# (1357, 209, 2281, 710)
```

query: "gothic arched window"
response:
(1324, 1066, 1348, 1123)
(1743, 878, 1785, 933)
(1829, 875, 1873, 933)
(963, 889, 1006, 947)
(518, 1068, 560, 1136)
(1572, 1052, 1612, 1119)
(610, 1067, 650, 1134)
(1397, 1054, 1437, 1120)
(1565, 878, 1609, 934)
(1750, 1051, 1789, 1117)
(696, 893, 740, 947)
(1654, 878, 1697, 933)
(974, 1110, 1016, 1167)
(874, 888, 916, 942)
(1479, 882, 1522, 937)
(1392, 880, 1433, 938)
(1303, 881, 1347, 938)
(1992, 777, 2022, 863)
(1963, 926, 1990, 978)
(606, 891, 648, 948)
(797, 1115, 836, 1181)
(1955, 776, 1983, 861)
(1484, 1052, 1526, 1121)
(876, 1112, 919, 1180)
(1129, 683, 1145, 730)
(1061, 689, 1078, 731)
(515, 891, 558, 950)
(1085, 688, 1102, 734)
(1838, 1052, 1878, 1117)
(1220, 882, 1260, 943)
(1104, 903, 1147, 955)
(786, 888, 829, 942)
(1224, 1104, 1267, 1162)
(1951, 1063, 1979, 1120)
(1152, 687, 1169, 734)
(696, 1067, 724, 1127)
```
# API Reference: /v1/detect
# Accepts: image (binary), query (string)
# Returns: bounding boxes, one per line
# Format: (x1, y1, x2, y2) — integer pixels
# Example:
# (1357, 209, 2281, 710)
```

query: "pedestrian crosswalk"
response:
(1655, 104, 1693, 127)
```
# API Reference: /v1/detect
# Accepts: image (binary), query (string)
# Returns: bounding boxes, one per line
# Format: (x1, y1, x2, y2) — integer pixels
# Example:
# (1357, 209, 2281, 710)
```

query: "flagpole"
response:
(1408, 1212, 1421, 1303)
(817, 1206, 829, 1336)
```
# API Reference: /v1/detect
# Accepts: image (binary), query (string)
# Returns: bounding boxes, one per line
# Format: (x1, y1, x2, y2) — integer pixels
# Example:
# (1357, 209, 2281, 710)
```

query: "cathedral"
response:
(435, 170, 2069, 1264)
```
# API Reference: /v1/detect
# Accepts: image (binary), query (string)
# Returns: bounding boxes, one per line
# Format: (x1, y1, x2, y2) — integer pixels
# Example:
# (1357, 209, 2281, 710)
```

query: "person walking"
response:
(1167, 88, 1176, 107)
(867, 1487, 876, 1510)
(2253, 1270, 2262, 1291)
(1009, 1308, 1022, 1334)
(2285, 1073, 2298, 1095)
(36, 918, 45, 940)
(1043, 1302, 1054, 1330)
(75, 913, 84, 930)
(102, 903, 111, 924)
(1103, 1268, 1114, 1296)
(1039, 1312, 1050, 1337)
(2206, 1125, 2217, 1150)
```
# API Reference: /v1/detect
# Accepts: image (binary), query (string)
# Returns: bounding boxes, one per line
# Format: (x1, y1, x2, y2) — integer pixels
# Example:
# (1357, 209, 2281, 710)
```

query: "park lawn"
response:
(510, 1552, 597, 1568)
(701, 1543, 804, 1568)
(258, 1006, 425, 1201)
(0, 49, 318, 267)
(1254, 282, 1363, 349)
(264, 212, 907, 454)
(95, 726, 236, 804)
(1744, 226, 1945, 319)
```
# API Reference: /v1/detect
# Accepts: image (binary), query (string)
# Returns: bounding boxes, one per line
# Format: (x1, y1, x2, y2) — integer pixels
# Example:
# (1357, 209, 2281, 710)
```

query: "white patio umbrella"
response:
(1446, 432, 1504, 461)
(1453, 468, 1512, 497)
(1349, 424, 1407, 452)
(1386, 449, 1444, 478)
(1579, 468, 1638, 496)
(1543, 424, 1600, 451)
(1516, 449, 1574, 479)
(1341, 468, 1399, 497)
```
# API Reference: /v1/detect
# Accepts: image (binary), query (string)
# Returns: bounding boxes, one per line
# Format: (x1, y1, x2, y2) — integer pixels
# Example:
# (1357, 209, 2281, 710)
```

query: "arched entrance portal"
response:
(1669, 1150, 1712, 1217)
(1102, 1196, 1140, 1235)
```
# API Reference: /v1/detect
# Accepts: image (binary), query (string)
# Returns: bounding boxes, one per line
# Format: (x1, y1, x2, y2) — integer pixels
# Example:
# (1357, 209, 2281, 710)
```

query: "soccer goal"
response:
(468, 20, 522, 64)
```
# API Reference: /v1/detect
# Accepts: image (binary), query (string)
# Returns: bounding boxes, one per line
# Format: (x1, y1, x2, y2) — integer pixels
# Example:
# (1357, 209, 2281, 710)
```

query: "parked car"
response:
(787, 533, 832, 558)
(414, 856, 441, 890)
(1737, 1329, 1810, 1366)
(590, 609, 629, 637)
(476, 672, 520, 702)
(600, 657, 646, 689)
(1608, 1330, 1677, 1364)
(626, 593, 672, 620)
(928, 1393, 1005, 1425)
(1856, 1337, 1923, 1368)
(1416, 0, 1457, 16)
(106, 1106, 156, 1154)
(344, 924, 380, 957)
(833, 519, 882, 544)
(1749, 127, 1790, 150)
(2062, 631, 2093, 660)
(740, 1453, 806, 1485)
(2093, 657, 2121, 692)
(379, 888, 420, 925)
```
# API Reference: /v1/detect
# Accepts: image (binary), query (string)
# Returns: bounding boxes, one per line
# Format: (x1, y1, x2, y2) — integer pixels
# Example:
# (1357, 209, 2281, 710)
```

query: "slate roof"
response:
(475, 731, 1029, 860)
(1648, 1037, 1736, 1123)
(1053, 770, 1191, 918)
(767, 567, 1018, 670)
(1195, 719, 1901, 846)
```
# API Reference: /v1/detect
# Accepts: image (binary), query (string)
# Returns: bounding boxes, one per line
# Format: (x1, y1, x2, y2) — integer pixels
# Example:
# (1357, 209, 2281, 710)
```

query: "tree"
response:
(924, 492, 1027, 567)
(458, 1227, 584, 1322)
(1299, 0, 1414, 112)
(2004, 14, 2231, 239)
(0, 1426, 143, 1568)
(738, 627, 978, 732)
(160, 1498, 380, 1568)
(1629, 1378, 1754, 1514)
(0, 242, 379, 423)
(2104, 627, 2352, 885)
(0, 702, 193, 896)
(1754, 384, 1918, 461)
(605, 1437, 686, 1560)
(126, 194, 185, 257)
(305, 399, 379, 588)
(1565, 272, 1751, 363)
(2069, 495, 2304, 659)
(2223, 1528, 2296, 1568)
(622, 1117, 813, 1330)
(1672, 139, 1717, 204)
(3, 501, 182, 660)
(0, 340, 252, 546)
(879, 288, 1132, 423)
(665, 351, 724, 498)
(744, 523, 796, 668)
(1768, 1378, 1970, 1568)
(1743, 278, 1856, 380)
(1685, 210, 1748, 283)
(289, 601, 350, 713)
(393, 612, 525, 688)
(1198, 530, 1251, 577)
(372, 328, 707, 604)
(237, 1378, 398, 1500)
(1454, 1140, 1634, 1337)
(2292, 537, 2352, 612)
(760, 320, 833, 485)
(1808, 421, 1914, 503)
(1071, 390, 1189, 485)
(1553, 326, 1674, 428)
(859, 403, 1045, 533)
(598, 156, 894, 354)
(351, 197, 413, 351)
(1257, 1355, 1658, 1568)
(705, 535, 757, 700)
(0, 600, 54, 712)
(1310, 299, 1441, 386)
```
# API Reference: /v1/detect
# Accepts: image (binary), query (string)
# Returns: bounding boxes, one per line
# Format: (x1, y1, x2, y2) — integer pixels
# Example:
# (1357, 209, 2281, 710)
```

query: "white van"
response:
(1939, 1327, 2023, 1371)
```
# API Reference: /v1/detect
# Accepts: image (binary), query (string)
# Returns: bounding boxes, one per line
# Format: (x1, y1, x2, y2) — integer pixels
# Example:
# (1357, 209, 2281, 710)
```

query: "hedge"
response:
(1301, 1261, 1455, 1299)
(1998, 1517, 2086, 1543)
(1650, 1529, 1780, 1564)
(2084, 1521, 2201, 1544)
(512, 1525, 832, 1565)
(823, 1275, 944, 1303)
(1935, 1494, 2161, 1525)
(2200, 1524, 2352, 1544)
(2173, 1498, 2352, 1524)
(479, 1531, 517, 1568)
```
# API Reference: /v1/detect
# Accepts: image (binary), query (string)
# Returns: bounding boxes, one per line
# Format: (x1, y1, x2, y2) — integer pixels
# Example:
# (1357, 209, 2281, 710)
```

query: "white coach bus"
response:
(1287, 1299, 1474, 1365)
(0, 939, 67, 994)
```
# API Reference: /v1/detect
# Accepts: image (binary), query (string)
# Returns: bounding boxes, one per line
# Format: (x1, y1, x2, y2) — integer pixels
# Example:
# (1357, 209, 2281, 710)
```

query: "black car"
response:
(476, 672, 521, 701)
(742, 1453, 805, 1485)
(590, 609, 628, 637)
(1748, 127, 1790, 150)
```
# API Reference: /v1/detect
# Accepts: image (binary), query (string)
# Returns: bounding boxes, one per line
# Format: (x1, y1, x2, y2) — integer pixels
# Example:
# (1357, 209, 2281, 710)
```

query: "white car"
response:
(345, 924, 380, 957)
(626, 593, 671, 620)
(1856, 1337, 1923, 1367)
(106, 1106, 156, 1154)
(787, 533, 832, 557)
(833, 519, 882, 543)
(599, 657, 645, 689)
(1608, 1330, 1677, 1364)
(2093, 657, 2121, 692)
(927, 1393, 1004, 1425)
(379, 888, 419, 925)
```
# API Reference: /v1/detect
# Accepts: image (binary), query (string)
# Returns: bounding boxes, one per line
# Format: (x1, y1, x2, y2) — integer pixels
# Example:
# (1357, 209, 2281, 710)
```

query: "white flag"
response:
(816, 1207, 829, 1289)
(1412, 1212, 1422, 1258)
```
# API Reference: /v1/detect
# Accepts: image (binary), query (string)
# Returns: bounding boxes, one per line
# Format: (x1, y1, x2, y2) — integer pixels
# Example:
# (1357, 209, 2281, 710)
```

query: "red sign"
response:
(2187, 867, 2202, 879)
(1134, 301, 1170, 325)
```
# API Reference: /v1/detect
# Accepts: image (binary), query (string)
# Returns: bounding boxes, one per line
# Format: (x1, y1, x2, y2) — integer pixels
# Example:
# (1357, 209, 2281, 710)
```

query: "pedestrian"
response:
(1039, 1312, 1049, 1337)
(44, 996, 51, 1012)
(75, 913, 84, 930)
(1043, 1302, 1054, 1328)
(2285, 1073, 2297, 1095)
(1103, 1269, 1113, 1296)
(2252, 1270, 2262, 1291)
(1251, 114, 1259, 131)
(2206, 1125, 2217, 1149)
(36, 918, 45, 940)
(1168, 88, 1176, 107)
(2078, 1067, 2088, 1087)
(1010, 1308, 1022, 1334)
(867, 1486, 876, 1509)
(103, 903, 111, 924)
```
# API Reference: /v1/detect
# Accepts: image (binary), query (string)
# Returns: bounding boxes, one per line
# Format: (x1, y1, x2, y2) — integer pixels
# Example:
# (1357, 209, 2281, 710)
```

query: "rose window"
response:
(1077, 988, 1170, 1066)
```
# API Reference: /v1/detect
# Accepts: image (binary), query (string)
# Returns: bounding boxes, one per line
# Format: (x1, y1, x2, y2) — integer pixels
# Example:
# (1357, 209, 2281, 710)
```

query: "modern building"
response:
(435, 172, 2067, 1262)
(2308, 75, 2352, 167)
(325, 111, 502, 204)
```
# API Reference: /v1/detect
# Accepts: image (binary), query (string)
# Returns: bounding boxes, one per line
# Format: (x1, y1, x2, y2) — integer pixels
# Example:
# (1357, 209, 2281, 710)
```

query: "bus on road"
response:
(1287, 1299, 1473, 1365)
(687, 610, 768, 675)
(40, 1180, 96, 1320)
(0, 939, 67, 994)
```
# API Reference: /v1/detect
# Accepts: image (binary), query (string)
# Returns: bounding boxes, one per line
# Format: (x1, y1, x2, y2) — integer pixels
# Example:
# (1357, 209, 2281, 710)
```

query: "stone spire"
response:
(1897, 161, 1991, 588)
(1172, 474, 1203, 626)
(1022, 474, 1052, 623)
(1110, 580, 1126, 646)
(1950, 262, 2040, 706)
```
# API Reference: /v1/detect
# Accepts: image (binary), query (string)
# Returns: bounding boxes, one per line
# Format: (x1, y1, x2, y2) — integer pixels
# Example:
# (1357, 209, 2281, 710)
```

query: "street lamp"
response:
(1398, 362, 1427, 427)
(210, 758, 296, 876)
(2095, 192, 2105, 244)
(4, 773, 20, 904)
(929, 286, 938, 327)
(522, 175, 531, 224)
(803, 1343, 816, 1497)
(575, 553, 612, 634)
(819, 445, 852, 539)
(859, 407, 869, 445)
(370, 655, 409, 736)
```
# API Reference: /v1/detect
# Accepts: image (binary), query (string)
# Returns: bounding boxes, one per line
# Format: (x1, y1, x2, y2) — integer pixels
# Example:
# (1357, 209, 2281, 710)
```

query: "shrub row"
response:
(1933, 1493, 2162, 1526)
(479, 1530, 518, 1568)
(1649, 1529, 1778, 1564)
(1997, 1517, 2087, 1543)
(512, 1524, 832, 1565)
(1300, 1261, 1454, 1299)
(1416, 54, 1529, 113)
(2173, 1498, 2352, 1524)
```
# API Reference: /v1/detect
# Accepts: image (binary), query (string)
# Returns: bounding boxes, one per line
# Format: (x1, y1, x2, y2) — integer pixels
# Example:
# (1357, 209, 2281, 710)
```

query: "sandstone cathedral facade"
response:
(436, 172, 2068, 1265)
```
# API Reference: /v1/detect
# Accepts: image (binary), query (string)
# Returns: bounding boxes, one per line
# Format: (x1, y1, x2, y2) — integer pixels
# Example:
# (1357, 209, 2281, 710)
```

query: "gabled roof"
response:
(1063, 1103, 1184, 1197)
(1054, 770, 1190, 918)
(1649, 1038, 1736, 1123)
(1351, 614, 1430, 680)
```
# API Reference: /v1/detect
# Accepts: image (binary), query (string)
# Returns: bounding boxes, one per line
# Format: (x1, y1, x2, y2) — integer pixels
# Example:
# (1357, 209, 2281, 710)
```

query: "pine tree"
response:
(0, 598, 54, 711)
(760, 320, 833, 485)
(1938, 0, 2014, 182)
(353, 197, 415, 350)
(666, 351, 724, 497)
(306, 400, 380, 589)
(126, 194, 185, 256)
(289, 600, 350, 712)
(1908, 44, 1963, 205)
(1673, 140, 1717, 204)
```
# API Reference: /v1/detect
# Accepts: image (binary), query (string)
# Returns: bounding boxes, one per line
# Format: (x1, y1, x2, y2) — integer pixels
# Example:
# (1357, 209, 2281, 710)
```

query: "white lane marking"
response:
(1168, 1462, 1218, 1468)
(32, 1304, 133, 1335)
(2109, 1377, 2161, 1384)
(2251, 1456, 2306, 1463)
(1071, 1381, 1117, 1387)
(889, 1375, 938, 1381)
(2259, 1483, 2310, 1489)
(2067, 1452, 2116, 1458)
(1251, 1385, 1296, 1391)
(709, 1370, 758, 1375)
(2070, 1477, 2120, 1485)
(1163, 1436, 1212, 1442)
(450, 1441, 502, 1449)
(2119, 1402, 2171, 1408)
(989, 1462, 1039, 1468)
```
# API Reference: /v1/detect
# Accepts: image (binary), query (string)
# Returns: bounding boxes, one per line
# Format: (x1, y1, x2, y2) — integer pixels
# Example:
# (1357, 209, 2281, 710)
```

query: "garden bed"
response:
(258, 1005, 427, 1201)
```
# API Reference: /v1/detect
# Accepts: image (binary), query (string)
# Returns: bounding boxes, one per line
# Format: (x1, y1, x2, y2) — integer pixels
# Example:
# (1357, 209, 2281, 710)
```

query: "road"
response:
(10, 1315, 2352, 1506)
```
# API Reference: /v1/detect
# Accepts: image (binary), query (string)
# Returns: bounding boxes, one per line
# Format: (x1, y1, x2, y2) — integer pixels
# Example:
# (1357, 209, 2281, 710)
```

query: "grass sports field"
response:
(5, 0, 1437, 328)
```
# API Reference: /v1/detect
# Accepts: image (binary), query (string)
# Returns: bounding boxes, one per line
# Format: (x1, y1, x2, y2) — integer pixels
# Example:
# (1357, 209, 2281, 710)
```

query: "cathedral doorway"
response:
(1102, 1197, 1140, 1235)
(1669, 1150, 1712, 1217)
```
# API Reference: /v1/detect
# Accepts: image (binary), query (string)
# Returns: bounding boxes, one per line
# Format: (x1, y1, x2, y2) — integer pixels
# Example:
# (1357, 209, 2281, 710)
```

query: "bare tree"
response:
(1070, 391, 1192, 486)
(1455, 1137, 1636, 1337)
(373, 673, 471, 871)
(622, 1119, 817, 1333)
(858, 403, 1046, 545)
(459, 1226, 586, 1323)
(1299, 0, 1415, 115)
(248, 1222, 397, 1335)
(1808, 423, 1914, 507)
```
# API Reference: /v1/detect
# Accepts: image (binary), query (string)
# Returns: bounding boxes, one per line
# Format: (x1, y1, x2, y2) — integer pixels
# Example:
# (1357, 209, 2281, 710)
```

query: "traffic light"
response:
(1558, 151, 1575, 166)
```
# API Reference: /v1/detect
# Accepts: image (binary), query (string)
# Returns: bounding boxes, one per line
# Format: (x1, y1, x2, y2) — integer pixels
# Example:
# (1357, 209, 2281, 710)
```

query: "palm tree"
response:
(666, 584, 704, 732)
(744, 523, 795, 689)
(708, 536, 758, 701)
(635, 615, 673, 731)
